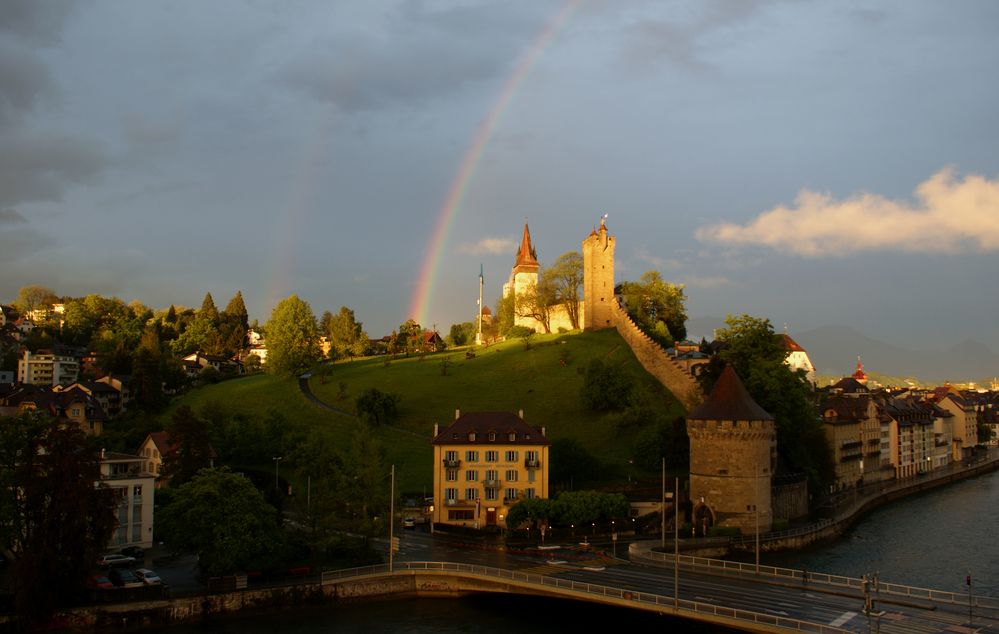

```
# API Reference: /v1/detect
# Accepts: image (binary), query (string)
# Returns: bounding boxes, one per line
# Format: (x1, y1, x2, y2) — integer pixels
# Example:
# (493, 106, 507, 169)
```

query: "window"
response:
(485, 488, 498, 501)
(465, 450, 479, 462)
(465, 470, 478, 482)
(486, 450, 498, 462)
(449, 510, 474, 520)
(464, 488, 478, 501)
(528, 469, 536, 483)
(444, 450, 458, 462)
(71, 407, 80, 417)
(133, 485, 143, 498)
(504, 488, 518, 502)
(446, 470, 458, 481)
(468, 432, 476, 442)
(525, 488, 536, 499)
(488, 432, 496, 441)
(505, 450, 519, 462)
(526, 450, 538, 462)
(508, 432, 516, 441)
(485, 469, 498, 482)
(445, 488, 458, 501)
(505, 470, 518, 482)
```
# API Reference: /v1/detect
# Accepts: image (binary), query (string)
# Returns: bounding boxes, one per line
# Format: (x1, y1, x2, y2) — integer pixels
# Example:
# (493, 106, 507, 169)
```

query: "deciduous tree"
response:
(157, 468, 284, 577)
(618, 271, 687, 347)
(548, 251, 583, 329)
(265, 295, 321, 375)
(0, 413, 117, 624)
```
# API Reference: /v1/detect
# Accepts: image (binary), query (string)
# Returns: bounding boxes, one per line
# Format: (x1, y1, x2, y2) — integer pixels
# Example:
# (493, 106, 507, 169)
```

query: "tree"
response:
(494, 293, 515, 336)
(13, 284, 58, 318)
(549, 438, 601, 489)
(447, 321, 476, 347)
(325, 306, 369, 358)
(580, 358, 634, 411)
(505, 497, 553, 532)
(618, 271, 687, 347)
(265, 295, 321, 375)
(132, 327, 166, 410)
(632, 416, 689, 472)
(355, 388, 401, 426)
(200, 292, 219, 324)
(548, 251, 583, 329)
(164, 405, 215, 486)
(550, 490, 630, 527)
(223, 290, 249, 330)
(0, 413, 117, 624)
(515, 273, 558, 334)
(157, 468, 284, 577)
(702, 315, 833, 494)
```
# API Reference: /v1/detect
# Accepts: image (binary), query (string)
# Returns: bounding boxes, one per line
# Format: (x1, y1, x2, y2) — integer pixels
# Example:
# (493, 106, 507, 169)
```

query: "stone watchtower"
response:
(686, 365, 775, 536)
(581, 216, 615, 330)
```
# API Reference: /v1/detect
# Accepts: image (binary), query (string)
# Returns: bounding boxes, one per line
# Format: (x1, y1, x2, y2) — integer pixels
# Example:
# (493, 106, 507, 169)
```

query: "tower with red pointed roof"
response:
(852, 356, 868, 385)
(502, 223, 541, 328)
(686, 365, 775, 536)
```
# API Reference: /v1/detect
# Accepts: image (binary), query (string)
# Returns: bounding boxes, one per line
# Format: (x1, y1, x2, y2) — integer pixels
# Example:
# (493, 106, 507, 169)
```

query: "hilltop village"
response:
(0, 218, 997, 617)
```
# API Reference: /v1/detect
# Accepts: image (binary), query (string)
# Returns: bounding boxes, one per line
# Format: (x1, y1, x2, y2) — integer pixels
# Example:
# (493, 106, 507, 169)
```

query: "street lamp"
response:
(272, 456, 283, 491)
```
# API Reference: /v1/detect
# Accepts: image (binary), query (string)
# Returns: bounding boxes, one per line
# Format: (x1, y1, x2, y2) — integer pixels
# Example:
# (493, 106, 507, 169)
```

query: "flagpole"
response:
(476, 264, 484, 345)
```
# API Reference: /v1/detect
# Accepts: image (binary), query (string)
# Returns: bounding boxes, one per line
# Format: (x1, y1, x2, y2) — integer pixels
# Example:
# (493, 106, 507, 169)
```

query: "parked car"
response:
(133, 568, 162, 585)
(99, 553, 135, 568)
(86, 574, 115, 590)
(403, 517, 416, 529)
(120, 546, 145, 559)
(109, 568, 143, 589)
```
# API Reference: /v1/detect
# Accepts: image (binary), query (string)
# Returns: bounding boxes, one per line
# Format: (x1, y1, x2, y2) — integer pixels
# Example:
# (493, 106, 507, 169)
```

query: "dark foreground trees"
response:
(158, 468, 284, 577)
(0, 413, 117, 624)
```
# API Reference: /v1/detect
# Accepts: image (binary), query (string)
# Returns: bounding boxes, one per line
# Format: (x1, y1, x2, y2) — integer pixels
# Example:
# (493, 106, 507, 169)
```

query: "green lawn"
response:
(163, 329, 685, 493)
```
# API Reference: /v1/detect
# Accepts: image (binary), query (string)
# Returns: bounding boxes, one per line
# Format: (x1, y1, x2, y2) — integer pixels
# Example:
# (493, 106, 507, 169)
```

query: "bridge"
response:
(318, 558, 999, 634)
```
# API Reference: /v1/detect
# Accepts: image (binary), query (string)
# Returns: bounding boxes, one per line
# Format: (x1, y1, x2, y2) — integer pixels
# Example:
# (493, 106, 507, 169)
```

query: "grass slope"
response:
(164, 329, 685, 493)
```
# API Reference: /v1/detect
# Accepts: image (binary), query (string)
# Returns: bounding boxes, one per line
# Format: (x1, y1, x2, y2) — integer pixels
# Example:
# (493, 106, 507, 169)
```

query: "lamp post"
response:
(272, 456, 283, 491)
(755, 471, 761, 574)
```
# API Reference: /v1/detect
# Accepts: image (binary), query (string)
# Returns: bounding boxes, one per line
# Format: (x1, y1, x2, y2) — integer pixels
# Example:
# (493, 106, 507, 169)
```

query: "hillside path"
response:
(298, 373, 356, 418)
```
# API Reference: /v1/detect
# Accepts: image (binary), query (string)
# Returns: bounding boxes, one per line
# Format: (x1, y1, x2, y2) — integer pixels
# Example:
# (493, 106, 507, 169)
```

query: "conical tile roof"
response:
(688, 364, 773, 421)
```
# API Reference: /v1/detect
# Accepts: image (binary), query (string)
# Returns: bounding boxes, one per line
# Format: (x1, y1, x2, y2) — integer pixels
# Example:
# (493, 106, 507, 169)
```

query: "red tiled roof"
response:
(431, 411, 549, 446)
(687, 365, 773, 422)
(513, 223, 539, 272)
(777, 333, 806, 352)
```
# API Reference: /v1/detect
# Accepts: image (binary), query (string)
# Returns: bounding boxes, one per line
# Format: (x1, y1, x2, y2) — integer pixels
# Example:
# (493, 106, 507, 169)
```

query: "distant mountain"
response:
(794, 325, 999, 383)
(684, 319, 999, 383)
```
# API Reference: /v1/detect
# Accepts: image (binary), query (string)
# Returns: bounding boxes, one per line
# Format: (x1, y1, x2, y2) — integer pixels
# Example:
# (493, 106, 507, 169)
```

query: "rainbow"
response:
(408, 0, 581, 327)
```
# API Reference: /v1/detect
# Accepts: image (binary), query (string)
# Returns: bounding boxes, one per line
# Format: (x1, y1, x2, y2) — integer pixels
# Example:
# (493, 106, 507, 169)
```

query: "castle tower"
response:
(581, 215, 615, 330)
(502, 223, 540, 301)
(686, 365, 775, 536)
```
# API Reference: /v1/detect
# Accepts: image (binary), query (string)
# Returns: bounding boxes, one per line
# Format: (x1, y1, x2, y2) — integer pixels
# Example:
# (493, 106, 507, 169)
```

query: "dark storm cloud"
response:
(0, 132, 107, 207)
(0, 43, 57, 127)
(0, 209, 28, 225)
(279, 2, 543, 111)
(0, 0, 76, 44)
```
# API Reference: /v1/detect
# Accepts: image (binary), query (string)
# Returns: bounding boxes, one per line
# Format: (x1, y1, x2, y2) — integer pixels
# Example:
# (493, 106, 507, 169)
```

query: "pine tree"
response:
(223, 291, 249, 329)
(200, 292, 219, 324)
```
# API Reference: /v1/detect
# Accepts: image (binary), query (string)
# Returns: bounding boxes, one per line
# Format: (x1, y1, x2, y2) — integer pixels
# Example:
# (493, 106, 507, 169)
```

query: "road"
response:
(388, 529, 999, 634)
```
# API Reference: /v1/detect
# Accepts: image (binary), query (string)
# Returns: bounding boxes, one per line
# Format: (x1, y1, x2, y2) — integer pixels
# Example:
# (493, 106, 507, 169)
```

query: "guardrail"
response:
(321, 561, 851, 634)
(636, 550, 999, 610)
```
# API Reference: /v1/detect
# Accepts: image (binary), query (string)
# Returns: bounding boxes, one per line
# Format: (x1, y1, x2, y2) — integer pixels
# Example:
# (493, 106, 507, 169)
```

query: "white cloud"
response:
(695, 168, 999, 256)
(457, 236, 516, 256)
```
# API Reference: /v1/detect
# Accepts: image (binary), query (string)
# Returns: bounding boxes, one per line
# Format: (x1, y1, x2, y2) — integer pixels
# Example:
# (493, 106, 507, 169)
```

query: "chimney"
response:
(541, 426, 546, 437)
(518, 409, 524, 419)
(455, 409, 460, 420)
(433, 423, 438, 438)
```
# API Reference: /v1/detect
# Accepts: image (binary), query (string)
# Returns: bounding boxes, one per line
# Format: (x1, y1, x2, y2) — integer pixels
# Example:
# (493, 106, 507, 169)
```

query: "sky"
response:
(2, 0, 998, 352)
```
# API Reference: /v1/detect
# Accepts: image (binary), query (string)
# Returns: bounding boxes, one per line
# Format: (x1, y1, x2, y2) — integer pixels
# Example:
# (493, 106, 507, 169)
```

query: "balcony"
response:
(483, 478, 501, 488)
(841, 440, 863, 450)
(445, 498, 459, 506)
(442, 458, 461, 469)
(524, 458, 541, 469)
(504, 493, 520, 504)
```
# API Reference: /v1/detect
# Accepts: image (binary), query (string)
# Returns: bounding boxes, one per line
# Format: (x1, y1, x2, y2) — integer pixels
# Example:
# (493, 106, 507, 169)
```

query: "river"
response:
(758, 467, 999, 597)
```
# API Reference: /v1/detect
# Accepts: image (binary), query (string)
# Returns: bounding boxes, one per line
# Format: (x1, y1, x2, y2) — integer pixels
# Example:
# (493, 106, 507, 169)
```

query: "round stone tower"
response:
(686, 365, 775, 536)
(581, 216, 615, 330)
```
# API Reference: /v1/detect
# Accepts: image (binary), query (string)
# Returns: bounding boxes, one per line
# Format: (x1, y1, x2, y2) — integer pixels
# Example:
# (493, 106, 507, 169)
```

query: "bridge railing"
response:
(637, 549, 999, 610)
(322, 561, 850, 634)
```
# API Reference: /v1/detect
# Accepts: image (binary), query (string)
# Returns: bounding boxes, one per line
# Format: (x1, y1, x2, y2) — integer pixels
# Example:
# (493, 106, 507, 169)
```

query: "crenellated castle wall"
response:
(609, 298, 702, 411)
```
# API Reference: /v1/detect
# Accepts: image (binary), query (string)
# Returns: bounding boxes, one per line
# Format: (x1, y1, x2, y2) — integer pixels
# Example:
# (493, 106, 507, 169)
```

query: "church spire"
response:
(513, 222, 539, 272)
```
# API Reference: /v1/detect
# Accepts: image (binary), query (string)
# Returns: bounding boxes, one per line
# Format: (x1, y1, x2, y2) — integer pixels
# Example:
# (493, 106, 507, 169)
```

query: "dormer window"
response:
(488, 431, 496, 442)
(468, 432, 476, 442)
(508, 432, 516, 441)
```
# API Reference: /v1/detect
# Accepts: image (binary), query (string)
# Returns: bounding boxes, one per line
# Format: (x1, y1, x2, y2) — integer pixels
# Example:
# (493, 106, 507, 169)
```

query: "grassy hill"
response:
(159, 329, 685, 493)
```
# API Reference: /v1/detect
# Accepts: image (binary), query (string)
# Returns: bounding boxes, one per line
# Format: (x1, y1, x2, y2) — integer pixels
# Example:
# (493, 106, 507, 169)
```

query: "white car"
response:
(134, 568, 162, 585)
(99, 553, 136, 568)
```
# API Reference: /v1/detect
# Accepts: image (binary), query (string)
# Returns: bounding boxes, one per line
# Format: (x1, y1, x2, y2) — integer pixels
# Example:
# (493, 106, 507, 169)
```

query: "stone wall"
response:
(772, 479, 809, 521)
(609, 298, 702, 411)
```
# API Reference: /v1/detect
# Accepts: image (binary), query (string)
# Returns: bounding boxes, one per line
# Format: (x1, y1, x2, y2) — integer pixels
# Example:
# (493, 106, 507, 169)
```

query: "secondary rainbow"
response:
(408, 0, 581, 327)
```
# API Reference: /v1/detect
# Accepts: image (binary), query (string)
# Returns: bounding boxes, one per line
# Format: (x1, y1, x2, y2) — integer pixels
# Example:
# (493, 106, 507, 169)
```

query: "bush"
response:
(771, 517, 790, 532)
(580, 359, 633, 411)
(707, 525, 742, 538)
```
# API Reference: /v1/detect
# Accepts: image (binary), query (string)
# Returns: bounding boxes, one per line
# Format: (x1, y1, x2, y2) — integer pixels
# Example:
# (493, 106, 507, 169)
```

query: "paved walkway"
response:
(297, 372, 356, 417)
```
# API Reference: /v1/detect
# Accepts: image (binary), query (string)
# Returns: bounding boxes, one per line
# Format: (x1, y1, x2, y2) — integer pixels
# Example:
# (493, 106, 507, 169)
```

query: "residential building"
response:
(934, 390, 978, 461)
(822, 395, 884, 490)
(137, 431, 216, 486)
(779, 332, 816, 385)
(17, 349, 80, 386)
(431, 410, 550, 529)
(96, 374, 133, 411)
(1, 383, 108, 435)
(100, 451, 155, 550)
(883, 397, 935, 479)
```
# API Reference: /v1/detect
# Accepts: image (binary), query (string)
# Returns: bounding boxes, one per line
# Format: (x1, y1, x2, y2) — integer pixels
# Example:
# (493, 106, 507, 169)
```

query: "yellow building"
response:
(431, 410, 550, 529)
